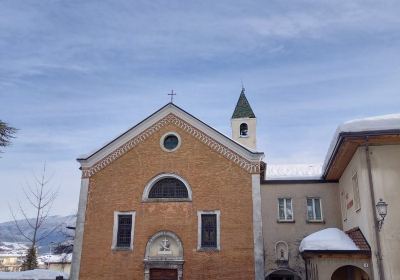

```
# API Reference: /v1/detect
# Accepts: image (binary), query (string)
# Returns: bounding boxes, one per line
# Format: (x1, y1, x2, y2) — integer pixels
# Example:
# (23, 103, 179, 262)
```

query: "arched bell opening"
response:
(240, 123, 249, 137)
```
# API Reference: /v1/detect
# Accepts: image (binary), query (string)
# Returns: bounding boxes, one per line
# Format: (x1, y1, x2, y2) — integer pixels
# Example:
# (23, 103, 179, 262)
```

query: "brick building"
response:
(71, 90, 264, 280)
(71, 90, 400, 280)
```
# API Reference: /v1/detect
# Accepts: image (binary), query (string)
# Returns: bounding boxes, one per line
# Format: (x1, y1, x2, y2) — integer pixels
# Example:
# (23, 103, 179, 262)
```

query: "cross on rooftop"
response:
(168, 90, 176, 103)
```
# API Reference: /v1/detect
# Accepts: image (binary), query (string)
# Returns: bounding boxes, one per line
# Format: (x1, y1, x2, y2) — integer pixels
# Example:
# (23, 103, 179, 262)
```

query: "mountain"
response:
(0, 215, 76, 254)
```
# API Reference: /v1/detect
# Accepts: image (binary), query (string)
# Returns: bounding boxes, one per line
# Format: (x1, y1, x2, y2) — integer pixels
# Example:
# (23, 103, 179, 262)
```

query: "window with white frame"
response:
(197, 210, 220, 250)
(306, 198, 323, 221)
(142, 173, 192, 202)
(352, 172, 361, 211)
(278, 198, 293, 221)
(112, 211, 136, 250)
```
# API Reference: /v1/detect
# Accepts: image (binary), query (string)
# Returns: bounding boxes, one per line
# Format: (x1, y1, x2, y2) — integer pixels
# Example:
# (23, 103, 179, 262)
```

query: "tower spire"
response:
(231, 87, 257, 150)
(232, 88, 256, 119)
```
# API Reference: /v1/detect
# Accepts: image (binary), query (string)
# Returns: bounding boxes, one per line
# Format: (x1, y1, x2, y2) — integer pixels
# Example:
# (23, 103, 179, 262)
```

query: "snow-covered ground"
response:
(299, 228, 359, 252)
(0, 269, 68, 280)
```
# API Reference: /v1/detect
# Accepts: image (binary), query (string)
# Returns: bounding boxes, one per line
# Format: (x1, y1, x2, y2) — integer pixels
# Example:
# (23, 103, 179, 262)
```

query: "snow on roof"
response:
(0, 253, 25, 258)
(266, 164, 322, 180)
(40, 253, 72, 264)
(299, 228, 359, 252)
(0, 269, 68, 280)
(323, 113, 400, 172)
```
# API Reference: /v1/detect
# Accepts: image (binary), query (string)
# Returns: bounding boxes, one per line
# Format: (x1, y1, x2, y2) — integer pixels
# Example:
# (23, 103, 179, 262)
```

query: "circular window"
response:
(160, 132, 181, 152)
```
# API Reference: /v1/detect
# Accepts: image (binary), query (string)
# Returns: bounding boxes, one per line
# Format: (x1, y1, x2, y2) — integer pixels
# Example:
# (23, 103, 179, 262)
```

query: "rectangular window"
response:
(278, 198, 293, 221)
(352, 172, 361, 211)
(117, 215, 132, 247)
(112, 211, 135, 250)
(201, 214, 217, 247)
(197, 210, 220, 250)
(307, 198, 323, 221)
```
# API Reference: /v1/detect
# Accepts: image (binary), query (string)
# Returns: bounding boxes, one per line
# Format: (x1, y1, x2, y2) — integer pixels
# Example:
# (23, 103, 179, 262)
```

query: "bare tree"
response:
(9, 163, 59, 270)
(0, 120, 17, 153)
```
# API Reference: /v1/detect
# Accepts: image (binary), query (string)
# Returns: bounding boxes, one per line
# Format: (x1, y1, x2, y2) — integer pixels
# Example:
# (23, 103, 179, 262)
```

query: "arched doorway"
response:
(266, 269, 301, 280)
(144, 231, 184, 280)
(331, 265, 369, 280)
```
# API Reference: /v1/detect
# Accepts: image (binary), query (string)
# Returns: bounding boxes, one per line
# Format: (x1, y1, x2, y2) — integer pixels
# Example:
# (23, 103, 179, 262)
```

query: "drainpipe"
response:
(365, 137, 385, 280)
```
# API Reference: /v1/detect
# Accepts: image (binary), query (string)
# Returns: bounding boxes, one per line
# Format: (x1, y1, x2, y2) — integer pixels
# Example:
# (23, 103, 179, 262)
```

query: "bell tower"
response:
(231, 87, 257, 150)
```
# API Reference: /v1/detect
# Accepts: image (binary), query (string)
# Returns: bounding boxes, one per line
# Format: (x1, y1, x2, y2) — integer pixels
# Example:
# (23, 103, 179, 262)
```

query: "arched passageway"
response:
(331, 265, 369, 280)
(266, 269, 301, 280)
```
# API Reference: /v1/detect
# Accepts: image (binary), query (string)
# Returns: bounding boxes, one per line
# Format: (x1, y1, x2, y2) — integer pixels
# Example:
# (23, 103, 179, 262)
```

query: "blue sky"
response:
(1, 0, 400, 222)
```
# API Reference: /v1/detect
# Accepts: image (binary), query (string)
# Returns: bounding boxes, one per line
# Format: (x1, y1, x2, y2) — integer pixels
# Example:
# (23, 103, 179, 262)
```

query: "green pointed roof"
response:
(231, 88, 256, 119)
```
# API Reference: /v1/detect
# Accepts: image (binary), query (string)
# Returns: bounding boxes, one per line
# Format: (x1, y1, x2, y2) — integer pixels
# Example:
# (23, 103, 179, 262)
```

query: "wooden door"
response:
(150, 268, 178, 280)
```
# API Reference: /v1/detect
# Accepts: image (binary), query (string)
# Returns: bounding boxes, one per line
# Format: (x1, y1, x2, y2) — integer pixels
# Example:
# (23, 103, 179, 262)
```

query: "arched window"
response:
(143, 174, 192, 201)
(148, 178, 188, 198)
(240, 123, 248, 137)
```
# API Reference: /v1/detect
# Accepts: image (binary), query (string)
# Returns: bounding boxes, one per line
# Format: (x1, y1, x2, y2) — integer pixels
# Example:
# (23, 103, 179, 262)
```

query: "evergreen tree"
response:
(21, 247, 38, 271)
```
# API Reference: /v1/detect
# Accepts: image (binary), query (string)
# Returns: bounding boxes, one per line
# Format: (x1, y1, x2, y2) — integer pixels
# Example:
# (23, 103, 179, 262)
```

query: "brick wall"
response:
(79, 123, 255, 280)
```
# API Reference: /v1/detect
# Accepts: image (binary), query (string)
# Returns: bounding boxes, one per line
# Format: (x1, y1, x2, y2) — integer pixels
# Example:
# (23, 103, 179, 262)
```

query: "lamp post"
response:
(376, 198, 388, 231)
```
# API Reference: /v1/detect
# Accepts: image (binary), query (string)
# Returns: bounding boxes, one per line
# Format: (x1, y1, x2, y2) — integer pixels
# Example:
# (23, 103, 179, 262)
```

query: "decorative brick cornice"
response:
(81, 114, 261, 178)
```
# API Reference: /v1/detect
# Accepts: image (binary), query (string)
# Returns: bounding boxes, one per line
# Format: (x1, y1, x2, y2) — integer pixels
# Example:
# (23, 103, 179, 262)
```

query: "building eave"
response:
(322, 129, 400, 180)
(301, 249, 371, 256)
(262, 179, 338, 185)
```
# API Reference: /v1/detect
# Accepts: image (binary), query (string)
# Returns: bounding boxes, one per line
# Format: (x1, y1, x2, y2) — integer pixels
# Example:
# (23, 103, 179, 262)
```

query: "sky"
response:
(1, 0, 400, 222)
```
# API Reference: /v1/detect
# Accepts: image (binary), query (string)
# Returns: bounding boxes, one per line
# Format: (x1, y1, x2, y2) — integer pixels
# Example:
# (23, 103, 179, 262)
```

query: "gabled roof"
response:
(77, 103, 264, 177)
(231, 88, 256, 119)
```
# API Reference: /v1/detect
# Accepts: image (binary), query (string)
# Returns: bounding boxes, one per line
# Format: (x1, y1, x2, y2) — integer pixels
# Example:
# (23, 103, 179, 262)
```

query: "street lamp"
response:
(376, 198, 388, 231)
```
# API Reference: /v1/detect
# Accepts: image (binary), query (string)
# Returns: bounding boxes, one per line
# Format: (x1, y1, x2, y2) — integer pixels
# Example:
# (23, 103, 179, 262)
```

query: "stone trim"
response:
(144, 231, 184, 280)
(69, 178, 89, 280)
(81, 114, 261, 178)
(252, 174, 264, 280)
(160, 131, 182, 152)
(111, 211, 136, 250)
(197, 210, 221, 251)
(144, 230, 184, 260)
(142, 173, 193, 202)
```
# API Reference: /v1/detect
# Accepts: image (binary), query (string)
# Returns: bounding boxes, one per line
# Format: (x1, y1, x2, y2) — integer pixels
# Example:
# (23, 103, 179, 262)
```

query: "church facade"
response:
(71, 91, 400, 280)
